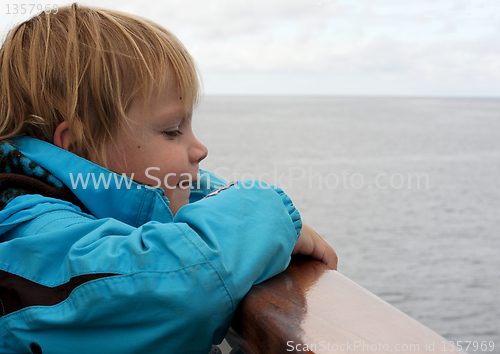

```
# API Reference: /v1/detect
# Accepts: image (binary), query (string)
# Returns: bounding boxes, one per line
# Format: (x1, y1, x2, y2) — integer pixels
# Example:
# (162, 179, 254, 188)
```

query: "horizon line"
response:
(201, 93, 500, 100)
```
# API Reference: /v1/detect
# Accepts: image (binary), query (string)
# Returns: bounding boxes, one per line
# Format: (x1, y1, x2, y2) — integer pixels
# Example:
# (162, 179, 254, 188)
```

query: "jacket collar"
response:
(11, 137, 174, 226)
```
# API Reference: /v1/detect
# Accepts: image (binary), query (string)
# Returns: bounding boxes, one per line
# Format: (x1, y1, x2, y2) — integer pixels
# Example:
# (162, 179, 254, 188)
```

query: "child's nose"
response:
(190, 137, 208, 164)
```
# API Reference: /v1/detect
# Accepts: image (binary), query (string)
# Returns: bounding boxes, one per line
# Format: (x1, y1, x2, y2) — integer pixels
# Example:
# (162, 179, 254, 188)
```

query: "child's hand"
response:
(292, 223, 338, 270)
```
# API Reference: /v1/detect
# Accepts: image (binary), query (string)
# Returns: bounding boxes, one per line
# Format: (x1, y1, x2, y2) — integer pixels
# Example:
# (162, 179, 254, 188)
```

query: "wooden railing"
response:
(227, 256, 463, 353)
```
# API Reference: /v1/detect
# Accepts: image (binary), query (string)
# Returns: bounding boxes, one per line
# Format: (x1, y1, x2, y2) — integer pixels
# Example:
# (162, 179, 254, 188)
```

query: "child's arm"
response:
(190, 171, 337, 270)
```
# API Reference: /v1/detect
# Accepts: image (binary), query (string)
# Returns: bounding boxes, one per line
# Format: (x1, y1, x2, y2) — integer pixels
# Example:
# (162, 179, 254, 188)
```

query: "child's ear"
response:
(53, 121, 75, 152)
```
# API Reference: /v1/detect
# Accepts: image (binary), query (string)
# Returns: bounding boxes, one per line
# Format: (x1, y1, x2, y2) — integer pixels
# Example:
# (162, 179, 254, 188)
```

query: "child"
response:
(0, 4, 337, 354)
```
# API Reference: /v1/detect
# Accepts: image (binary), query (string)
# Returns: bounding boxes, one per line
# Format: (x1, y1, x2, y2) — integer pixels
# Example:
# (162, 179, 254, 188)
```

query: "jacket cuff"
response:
(273, 186, 302, 238)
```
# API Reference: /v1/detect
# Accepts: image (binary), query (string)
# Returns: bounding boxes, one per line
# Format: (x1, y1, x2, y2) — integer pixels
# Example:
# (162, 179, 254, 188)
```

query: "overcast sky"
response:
(1, 0, 499, 97)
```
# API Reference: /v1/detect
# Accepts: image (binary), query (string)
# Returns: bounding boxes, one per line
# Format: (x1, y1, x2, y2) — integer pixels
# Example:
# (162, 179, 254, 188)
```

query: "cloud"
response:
(1, 0, 498, 96)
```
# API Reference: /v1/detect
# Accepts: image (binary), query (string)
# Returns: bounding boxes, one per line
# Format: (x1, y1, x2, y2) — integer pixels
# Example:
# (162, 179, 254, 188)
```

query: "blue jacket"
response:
(0, 137, 302, 354)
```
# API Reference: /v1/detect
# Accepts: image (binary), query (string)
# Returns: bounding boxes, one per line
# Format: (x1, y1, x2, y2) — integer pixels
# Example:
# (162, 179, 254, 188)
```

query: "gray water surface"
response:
(194, 96, 500, 352)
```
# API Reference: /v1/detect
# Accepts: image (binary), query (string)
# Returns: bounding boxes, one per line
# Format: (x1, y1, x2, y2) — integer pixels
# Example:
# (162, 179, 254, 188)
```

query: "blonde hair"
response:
(0, 3, 199, 164)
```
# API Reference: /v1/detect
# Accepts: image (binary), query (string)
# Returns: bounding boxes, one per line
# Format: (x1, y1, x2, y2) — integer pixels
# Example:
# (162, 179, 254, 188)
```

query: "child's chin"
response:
(169, 196, 190, 215)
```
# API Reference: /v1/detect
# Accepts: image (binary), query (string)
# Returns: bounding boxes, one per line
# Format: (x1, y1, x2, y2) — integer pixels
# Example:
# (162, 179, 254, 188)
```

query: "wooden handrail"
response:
(227, 256, 463, 353)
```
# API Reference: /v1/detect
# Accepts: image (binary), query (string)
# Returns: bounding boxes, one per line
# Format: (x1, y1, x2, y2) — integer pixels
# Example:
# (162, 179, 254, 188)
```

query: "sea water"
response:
(194, 96, 500, 353)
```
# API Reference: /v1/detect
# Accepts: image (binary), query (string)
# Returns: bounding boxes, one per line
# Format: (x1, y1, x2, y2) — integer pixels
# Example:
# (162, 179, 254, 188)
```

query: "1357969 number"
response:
(443, 341, 495, 352)
(5, 4, 59, 15)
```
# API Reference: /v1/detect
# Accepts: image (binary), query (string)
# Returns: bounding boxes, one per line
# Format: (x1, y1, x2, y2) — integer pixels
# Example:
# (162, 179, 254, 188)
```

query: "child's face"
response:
(106, 80, 208, 215)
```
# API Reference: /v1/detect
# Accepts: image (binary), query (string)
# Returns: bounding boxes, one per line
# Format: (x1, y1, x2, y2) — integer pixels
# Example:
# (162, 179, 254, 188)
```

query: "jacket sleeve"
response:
(0, 181, 301, 354)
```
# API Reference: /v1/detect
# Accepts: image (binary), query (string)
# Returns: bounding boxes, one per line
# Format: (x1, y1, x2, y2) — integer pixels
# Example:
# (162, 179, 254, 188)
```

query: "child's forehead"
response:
(152, 102, 192, 126)
(133, 72, 195, 113)
(128, 83, 191, 124)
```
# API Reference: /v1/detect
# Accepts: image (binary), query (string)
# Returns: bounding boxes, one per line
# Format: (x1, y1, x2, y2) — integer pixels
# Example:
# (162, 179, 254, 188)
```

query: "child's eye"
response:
(163, 130, 183, 139)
